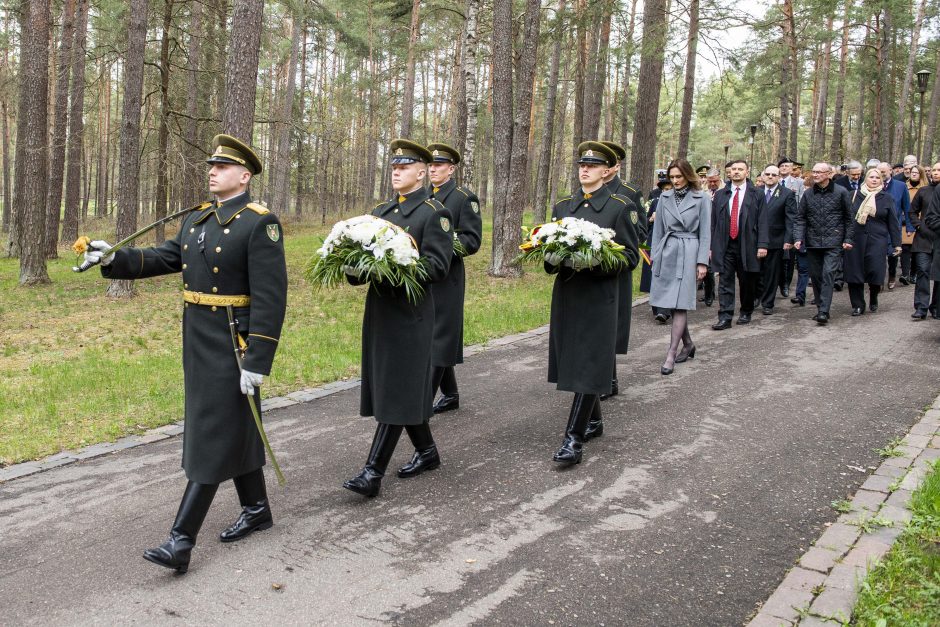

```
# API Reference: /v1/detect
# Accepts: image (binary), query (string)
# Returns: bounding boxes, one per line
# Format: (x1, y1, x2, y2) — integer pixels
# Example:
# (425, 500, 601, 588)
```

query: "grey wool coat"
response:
(649, 188, 712, 311)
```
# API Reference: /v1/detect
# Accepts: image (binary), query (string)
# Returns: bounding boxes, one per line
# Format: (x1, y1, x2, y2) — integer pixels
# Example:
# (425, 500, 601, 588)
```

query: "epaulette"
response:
(455, 186, 470, 198)
(373, 201, 384, 211)
(554, 197, 571, 206)
(610, 195, 628, 205)
(247, 202, 269, 215)
(424, 199, 442, 210)
(623, 182, 639, 193)
(195, 201, 212, 211)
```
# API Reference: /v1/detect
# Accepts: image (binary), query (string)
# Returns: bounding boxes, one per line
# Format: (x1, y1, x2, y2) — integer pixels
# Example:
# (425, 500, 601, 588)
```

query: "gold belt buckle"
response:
(192, 291, 201, 304)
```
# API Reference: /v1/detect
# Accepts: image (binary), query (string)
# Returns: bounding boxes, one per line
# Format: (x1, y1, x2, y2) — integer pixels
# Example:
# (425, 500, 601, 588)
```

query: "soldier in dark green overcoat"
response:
(544, 142, 639, 465)
(599, 141, 645, 401)
(83, 135, 287, 573)
(425, 142, 483, 414)
(343, 139, 454, 498)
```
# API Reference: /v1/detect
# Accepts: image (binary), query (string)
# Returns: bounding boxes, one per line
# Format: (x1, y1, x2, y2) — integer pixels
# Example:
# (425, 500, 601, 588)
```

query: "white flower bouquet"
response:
(517, 217, 627, 271)
(306, 215, 429, 303)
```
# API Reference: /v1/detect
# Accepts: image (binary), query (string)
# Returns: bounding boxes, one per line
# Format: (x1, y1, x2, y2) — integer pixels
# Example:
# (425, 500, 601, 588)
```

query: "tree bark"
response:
(488, 0, 515, 276)
(154, 0, 174, 244)
(271, 14, 300, 214)
(60, 0, 88, 245)
(460, 0, 481, 187)
(628, 0, 668, 194)
(873, 10, 889, 158)
(618, 0, 638, 169)
(14, 0, 51, 283)
(44, 0, 77, 258)
(181, 0, 204, 207)
(810, 12, 834, 159)
(891, 0, 927, 160)
(828, 0, 850, 163)
(676, 0, 699, 159)
(294, 21, 308, 213)
(1, 99, 11, 235)
(922, 45, 940, 164)
(107, 0, 149, 298)
(400, 0, 421, 137)
(222, 0, 263, 142)
(781, 0, 799, 157)
(534, 0, 565, 220)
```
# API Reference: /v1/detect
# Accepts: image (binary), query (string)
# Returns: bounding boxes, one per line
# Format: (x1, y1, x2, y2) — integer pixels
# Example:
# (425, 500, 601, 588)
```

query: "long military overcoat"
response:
(348, 187, 453, 425)
(546, 186, 636, 395)
(430, 179, 483, 367)
(102, 193, 287, 484)
(606, 176, 645, 353)
(649, 188, 712, 310)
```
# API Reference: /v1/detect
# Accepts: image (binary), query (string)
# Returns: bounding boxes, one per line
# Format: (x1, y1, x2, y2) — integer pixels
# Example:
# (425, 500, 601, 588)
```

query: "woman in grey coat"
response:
(650, 159, 711, 374)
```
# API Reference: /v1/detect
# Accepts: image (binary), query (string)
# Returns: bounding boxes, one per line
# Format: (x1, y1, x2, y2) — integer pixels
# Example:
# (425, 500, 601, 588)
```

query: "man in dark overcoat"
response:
(545, 142, 638, 465)
(425, 142, 483, 414)
(914, 162, 940, 318)
(598, 140, 645, 401)
(792, 162, 855, 324)
(756, 164, 797, 314)
(343, 139, 453, 497)
(83, 135, 287, 573)
(710, 159, 765, 329)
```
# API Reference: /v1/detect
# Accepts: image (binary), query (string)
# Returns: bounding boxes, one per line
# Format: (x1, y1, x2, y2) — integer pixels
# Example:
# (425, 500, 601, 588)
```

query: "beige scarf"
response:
(855, 183, 880, 225)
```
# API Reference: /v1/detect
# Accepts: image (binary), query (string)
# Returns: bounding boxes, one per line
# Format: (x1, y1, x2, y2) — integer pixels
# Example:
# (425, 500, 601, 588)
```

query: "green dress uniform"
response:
(605, 175, 644, 354)
(102, 192, 287, 484)
(546, 185, 637, 394)
(430, 178, 482, 366)
(349, 187, 454, 424)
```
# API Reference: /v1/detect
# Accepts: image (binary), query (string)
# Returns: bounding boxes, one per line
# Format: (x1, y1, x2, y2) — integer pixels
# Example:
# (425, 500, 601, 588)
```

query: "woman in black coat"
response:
(844, 168, 901, 315)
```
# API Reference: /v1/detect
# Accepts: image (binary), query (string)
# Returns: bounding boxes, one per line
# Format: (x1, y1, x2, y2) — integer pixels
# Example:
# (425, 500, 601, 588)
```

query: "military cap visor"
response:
(427, 143, 461, 164)
(206, 134, 263, 175)
(390, 139, 432, 164)
(600, 141, 627, 162)
(577, 141, 617, 167)
(777, 156, 795, 167)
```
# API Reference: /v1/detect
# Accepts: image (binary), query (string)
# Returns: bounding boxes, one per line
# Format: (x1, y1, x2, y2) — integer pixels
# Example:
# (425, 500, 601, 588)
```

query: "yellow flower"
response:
(72, 236, 91, 255)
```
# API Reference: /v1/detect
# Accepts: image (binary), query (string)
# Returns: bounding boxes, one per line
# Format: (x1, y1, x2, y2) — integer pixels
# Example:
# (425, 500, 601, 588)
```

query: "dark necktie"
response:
(765, 188, 771, 204)
(730, 187, 740, 240)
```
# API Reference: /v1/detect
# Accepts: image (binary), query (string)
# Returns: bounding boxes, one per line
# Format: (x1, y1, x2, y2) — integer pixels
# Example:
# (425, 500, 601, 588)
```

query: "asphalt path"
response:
(3, 284, 940, 626)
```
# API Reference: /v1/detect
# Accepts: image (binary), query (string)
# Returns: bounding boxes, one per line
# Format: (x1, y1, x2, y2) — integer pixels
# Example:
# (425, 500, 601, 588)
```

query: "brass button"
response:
(235, 214, 241, 219)
(184, 303, 189, 308)
(183, 244, 188, 250)
(213, 267, 219, 273)
(184, 283, 188, 289)
(223, 228, 230, 234)
(212, 287, 218, 293)
(211, 306, 217, 312)
(215, 246, 222, 253)
(189, 228, 195, 233)
(182, 263, 188, 269)
(394, 208, 399, 213)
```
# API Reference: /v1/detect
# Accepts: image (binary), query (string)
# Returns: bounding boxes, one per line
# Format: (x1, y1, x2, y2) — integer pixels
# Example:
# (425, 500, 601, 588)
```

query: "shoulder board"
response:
(455, 187, 470, 198)
(195, 201, 212, 211)
(554, 197, 572, 206)
(373, 201, 384, 210)
(610, 194, 627, 205)
(424, 199, 442, 210)
(623, 183, 639, 193)
(247, 202, 269, 215)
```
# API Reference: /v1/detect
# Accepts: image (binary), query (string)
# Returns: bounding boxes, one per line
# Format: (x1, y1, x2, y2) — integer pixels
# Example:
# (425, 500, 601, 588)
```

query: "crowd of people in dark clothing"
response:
(640, 154, 940, 372)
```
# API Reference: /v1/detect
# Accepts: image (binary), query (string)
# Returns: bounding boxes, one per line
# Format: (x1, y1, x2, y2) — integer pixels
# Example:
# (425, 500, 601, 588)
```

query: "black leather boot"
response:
(599, 369, 619, 401)
(584, 395, 604, 441)
(432, 367, 459, 413)
(220, 468, 273, 543)
(553, 394, 595, 464)
(432, 394, 459, 413)
(143, 481, 218, 573)
(344, 423, 403, 497)
(398, 422, 441, 478)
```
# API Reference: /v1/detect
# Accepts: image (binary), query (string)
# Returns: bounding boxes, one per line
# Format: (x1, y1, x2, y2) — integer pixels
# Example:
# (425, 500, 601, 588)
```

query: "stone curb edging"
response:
(747, 398, 940, 627)
(1, 296, 651, 485)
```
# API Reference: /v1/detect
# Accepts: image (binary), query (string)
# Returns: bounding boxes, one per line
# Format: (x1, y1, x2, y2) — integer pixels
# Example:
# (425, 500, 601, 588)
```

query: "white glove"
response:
(544, 251, 564, 266)
(240, 370, 264, 396)
(342, 264, 364, 278)
(84, 240, 115, 266)
(567, 252, 601, 269)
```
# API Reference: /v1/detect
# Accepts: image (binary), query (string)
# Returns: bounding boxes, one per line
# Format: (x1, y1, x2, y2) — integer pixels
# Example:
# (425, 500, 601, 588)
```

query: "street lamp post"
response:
(749, 124, 758, 168)
(916, 70, 932, 162)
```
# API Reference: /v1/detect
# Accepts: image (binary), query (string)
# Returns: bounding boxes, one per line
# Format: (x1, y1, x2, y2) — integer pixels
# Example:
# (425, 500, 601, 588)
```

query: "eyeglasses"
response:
(764, 173, 779, 176)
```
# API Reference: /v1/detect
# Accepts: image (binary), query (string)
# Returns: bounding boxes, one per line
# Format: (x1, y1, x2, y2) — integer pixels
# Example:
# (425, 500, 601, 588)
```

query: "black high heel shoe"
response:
(675, 344, 696, 364)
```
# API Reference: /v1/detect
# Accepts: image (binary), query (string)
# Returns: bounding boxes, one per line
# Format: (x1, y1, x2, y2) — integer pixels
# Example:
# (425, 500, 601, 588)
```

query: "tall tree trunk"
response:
(891, 0, 927, 160)
(294, 21, 308, 213)
(460, 0, 481, 187)
(107, 0, 149, 298)
(873, 10, 889, 158)
(488, 0, 515, 276)
(778, 34, 790, 159)
(549, 81, 571, 212)
(61, 0, 88, 245)
(44, 0, 77, 258)
(628, 0, 667, 194)
(922, 45, 940, 164)
(571, 0, 587, 184)
(222, 0, 263, 141)
(182, 0, 203, 207)
(828, 0, 851, 163)
(14, 0, 51, 283)
(618, 0, 638, 169)
(781, 0, 799, 157)
(400, 0, 421, 137)
(1, 100, 11, 234)
(810, 13, 834, 158)
(271, 14, 300, 214)
(676, 0, 699, 159)
(582, 1, 611, 139)
(534, 0, 565, 219)
(154, 0, 173, 244)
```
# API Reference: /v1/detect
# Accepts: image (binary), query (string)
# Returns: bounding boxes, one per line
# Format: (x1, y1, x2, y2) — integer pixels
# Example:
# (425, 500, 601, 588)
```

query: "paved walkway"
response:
(2, 287, 939, 625)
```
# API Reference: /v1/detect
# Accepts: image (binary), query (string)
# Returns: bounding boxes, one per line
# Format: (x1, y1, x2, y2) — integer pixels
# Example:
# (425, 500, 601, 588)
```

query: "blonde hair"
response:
(864, 168, 884, 190)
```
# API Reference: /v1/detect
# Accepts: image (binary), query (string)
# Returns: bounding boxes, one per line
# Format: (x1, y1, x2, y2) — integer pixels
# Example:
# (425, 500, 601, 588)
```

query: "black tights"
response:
(663, 309, 691, 368)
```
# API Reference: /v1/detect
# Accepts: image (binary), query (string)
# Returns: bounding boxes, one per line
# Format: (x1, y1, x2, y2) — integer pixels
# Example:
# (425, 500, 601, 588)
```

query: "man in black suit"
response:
(711, 160, 765, 329)
(834, 160, 863, 192)
(756, 164, 797, 314)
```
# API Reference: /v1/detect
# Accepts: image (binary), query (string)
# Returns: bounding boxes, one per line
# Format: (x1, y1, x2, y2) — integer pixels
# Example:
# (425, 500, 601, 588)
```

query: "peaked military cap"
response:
(777, 156, 795, 167)
(427, 142, 461, 164)
(577, 141, 617, 167)
(696, 165, 709, 177)
(206, 134, 263, 175)
(600, 141, 627, 162)
(390, 138, 432, 164)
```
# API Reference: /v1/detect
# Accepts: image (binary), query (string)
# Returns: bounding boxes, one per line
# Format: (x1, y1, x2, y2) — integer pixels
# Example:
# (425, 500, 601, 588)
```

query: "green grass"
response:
(852, 459, 940, 626)
(0, 214, 644, 464)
